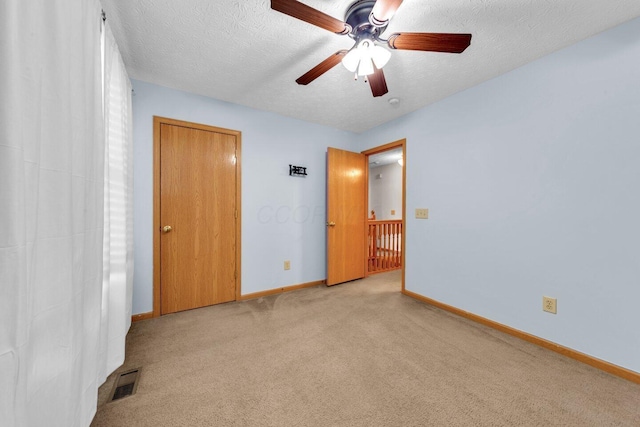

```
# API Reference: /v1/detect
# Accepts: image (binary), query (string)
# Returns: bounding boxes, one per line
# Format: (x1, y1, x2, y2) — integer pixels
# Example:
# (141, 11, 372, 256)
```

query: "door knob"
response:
(326, 221, 336, 227)
(162, 225, 173, 233)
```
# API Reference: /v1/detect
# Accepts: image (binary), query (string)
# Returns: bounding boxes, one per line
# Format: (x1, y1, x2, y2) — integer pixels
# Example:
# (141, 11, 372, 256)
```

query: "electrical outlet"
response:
(543, 296, 557, 314)
(415, 208, 429, 219)
(284, 260, 291, 270)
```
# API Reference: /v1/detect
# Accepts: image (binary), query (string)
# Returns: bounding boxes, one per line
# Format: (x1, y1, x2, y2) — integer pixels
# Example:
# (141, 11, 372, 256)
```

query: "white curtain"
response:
(100, 21, 134, 384)
(0, 1, 133, 425)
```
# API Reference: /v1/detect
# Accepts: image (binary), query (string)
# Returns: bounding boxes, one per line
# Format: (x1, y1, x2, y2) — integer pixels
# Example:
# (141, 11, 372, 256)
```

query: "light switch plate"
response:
(415, 208, 429, 219)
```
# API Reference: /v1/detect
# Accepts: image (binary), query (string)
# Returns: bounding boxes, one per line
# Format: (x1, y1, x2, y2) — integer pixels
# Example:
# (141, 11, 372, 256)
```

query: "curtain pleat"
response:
(101, 22, 134, 383)
(0, 1, 133, 426)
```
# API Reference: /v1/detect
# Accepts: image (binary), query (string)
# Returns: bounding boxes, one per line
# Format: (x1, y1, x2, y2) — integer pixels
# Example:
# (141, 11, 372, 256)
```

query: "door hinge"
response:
(235, 210, 238, 219)
(234, 271, 237, 279)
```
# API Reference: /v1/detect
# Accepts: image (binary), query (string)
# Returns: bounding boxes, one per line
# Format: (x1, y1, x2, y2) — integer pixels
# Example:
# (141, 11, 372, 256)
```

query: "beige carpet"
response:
(92, 271, 640, 426)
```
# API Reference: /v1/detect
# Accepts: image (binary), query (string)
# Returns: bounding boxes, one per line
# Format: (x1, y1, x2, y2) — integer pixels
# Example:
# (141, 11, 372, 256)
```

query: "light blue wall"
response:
(357, 17, 640, 372)
(131, 81, 356, 313)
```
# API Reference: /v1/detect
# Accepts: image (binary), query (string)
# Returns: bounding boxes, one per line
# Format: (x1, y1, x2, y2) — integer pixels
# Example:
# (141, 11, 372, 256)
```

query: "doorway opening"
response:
(362, 139, 406, 291)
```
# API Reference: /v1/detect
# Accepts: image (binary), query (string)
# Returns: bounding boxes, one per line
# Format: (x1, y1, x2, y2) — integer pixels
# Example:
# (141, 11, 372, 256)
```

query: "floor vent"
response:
(109, 368, 141, 402)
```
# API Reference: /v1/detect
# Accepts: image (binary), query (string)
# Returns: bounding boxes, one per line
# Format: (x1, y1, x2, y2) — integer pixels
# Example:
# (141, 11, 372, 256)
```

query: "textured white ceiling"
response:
(101, 0, 640, 133)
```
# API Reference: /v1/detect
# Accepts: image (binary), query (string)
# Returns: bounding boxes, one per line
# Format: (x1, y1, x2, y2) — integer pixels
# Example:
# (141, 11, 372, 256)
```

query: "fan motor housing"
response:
(345, 0, 387, 40)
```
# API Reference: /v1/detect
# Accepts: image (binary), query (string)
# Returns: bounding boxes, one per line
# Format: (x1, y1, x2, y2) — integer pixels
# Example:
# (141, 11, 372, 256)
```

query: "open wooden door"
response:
(326, 147, 367, 286)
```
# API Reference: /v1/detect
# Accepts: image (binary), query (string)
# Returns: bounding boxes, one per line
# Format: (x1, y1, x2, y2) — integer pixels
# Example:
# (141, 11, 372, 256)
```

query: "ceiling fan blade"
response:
(368, 66, 388, 97)
(296, 50, 348, 85)
(388, 33, 472, 53)
(271, 0, 350, 34)
(370, 0, 404, 25)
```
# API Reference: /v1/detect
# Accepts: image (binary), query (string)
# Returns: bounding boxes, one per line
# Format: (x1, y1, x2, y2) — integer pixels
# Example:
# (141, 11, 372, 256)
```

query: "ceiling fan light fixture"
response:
(357, 56, 374, 76)
(371, 45, 391, 69)
(342, 47, 361, 73)
(342, 39, 389, 76)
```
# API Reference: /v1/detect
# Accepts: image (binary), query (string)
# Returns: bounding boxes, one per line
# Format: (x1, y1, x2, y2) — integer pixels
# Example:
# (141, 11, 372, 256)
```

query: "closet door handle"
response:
(162, 225, 173, 233)
(326, 221, 336, 227)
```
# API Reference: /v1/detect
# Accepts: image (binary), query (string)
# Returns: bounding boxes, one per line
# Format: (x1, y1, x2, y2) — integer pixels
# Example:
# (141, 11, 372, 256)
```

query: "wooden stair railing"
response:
(367, 219, 402, 274)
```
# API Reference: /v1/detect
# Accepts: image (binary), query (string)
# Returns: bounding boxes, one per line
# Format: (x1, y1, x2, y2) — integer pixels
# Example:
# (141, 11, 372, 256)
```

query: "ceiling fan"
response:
(271, 0, 472, 97)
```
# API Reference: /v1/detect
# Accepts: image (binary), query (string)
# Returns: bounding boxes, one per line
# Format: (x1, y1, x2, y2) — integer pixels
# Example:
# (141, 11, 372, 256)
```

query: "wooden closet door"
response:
(159, 122, 237, 314)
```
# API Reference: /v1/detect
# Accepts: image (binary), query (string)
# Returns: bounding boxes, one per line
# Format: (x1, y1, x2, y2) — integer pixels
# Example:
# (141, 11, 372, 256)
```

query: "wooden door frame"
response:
(361, 138, 406, 292)
(152, 116, 242, 317)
